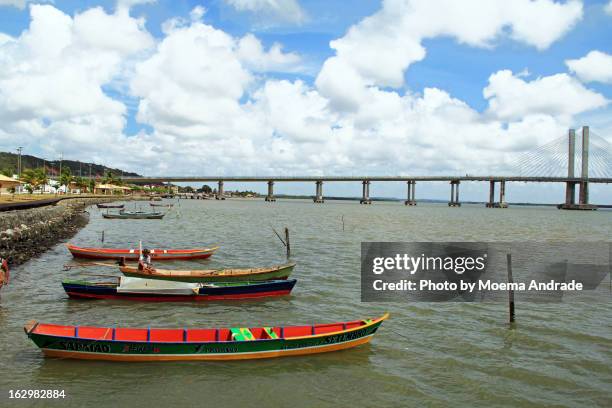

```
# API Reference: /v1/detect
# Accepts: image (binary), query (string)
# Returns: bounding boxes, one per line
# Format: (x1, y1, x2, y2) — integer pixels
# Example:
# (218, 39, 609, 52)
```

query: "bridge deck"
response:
(119, 176, 612, 183)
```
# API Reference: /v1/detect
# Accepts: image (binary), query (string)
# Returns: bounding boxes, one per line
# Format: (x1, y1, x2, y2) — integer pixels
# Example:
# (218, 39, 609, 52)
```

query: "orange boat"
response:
(66, 244, 219, 261)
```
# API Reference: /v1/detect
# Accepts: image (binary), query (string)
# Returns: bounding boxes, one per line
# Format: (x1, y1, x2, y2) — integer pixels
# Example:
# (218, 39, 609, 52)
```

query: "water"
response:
(1, 199, 611, 407)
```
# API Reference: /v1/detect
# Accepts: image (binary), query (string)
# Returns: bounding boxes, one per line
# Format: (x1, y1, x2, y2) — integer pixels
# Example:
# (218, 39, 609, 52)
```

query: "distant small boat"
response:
(150, 197, 162, 201)
(150, 203, 173, 208)
(24, 313, 388, 361)
(62, 277, 297, 301)
(102, 211, 164, 219)
(97, 203, 124, 209)
(120, 262, 296, 283)
(66, 244, 218, 261)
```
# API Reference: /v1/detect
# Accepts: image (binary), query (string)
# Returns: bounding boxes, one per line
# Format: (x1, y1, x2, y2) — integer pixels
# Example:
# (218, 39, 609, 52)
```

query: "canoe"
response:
(97, 203, 124, 209)
(62, 277, 297, 301)
(120, 262, 296, 283)
(66, 243, 219, 261)
(150, 203, 173, 208)
(24, 313, 388, 361)
(102, 211, 164, 219)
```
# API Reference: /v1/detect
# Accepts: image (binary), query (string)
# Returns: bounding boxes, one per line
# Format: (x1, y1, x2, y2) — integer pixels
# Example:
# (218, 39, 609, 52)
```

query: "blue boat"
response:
(62, 278, 297, 302)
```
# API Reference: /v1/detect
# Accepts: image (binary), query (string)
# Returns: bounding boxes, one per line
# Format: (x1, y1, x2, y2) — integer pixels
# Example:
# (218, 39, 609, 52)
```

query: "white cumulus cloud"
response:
(237, 33, 301, 73)
(316, 0, 583, 111)
(606, 1, 612, 15)
(483, 70, 608, 121)
(0, 4, 154, 160)
(566, 50, 612, 84)
(225, 0, 306, 24)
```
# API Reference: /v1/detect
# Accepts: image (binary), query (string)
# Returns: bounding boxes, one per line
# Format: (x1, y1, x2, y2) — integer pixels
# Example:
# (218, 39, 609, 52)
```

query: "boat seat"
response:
(230, 328, 255, 341)
(263, 327, 278, 339)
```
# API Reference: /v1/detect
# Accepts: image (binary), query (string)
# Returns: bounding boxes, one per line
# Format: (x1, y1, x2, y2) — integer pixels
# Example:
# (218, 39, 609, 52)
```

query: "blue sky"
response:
(0, 1, 611, 202)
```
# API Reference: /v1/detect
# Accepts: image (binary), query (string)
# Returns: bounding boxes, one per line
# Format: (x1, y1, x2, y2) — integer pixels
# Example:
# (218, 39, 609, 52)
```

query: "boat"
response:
(66, 244, 219, 261)
(24, 313, 388, 361)
(62, 277, 297, 301)
(102, 211, 165, 219)
(96, 203, 124, 209)
(150, 203, 173, 208)
(120, 262, 296, 283)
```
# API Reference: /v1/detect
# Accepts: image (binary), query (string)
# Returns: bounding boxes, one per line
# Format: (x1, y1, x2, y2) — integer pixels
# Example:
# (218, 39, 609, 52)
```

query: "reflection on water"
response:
(1, 199, 610, 407)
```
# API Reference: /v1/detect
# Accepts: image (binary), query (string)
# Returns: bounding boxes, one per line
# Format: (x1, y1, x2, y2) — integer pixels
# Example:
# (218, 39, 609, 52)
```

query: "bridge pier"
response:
(216, 181, 225, 200)
(313, 181, 324, 203)
(404, 181, 416, 205)
(486, 181, 495, 207)
(360, 180, 372, 204)
(265, 180, 276, 202)
(448, 180, 461, 207)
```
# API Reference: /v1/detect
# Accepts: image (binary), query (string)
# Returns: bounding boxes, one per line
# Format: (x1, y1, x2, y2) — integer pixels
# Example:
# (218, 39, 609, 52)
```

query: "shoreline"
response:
(0, 197, 144, 266)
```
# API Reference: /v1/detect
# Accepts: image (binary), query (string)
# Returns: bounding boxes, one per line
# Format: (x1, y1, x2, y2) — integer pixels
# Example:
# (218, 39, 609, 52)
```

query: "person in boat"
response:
(138, 249, 153, 272)
(0, 257, 9, 289)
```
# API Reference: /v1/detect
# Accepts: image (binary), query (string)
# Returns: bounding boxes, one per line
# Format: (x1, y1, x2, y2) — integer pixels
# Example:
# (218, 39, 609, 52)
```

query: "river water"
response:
(1, 199, 610, 407)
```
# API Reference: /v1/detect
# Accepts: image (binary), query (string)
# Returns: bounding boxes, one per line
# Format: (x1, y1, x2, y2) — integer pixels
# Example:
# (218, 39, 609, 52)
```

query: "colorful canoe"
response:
(62, 278, 297, 301)
(66, 243, 219, 261)
(24, 313, 388, 361)
(119, 262, 296, 283)
(102, 211, 164, 219)
(96, 203, 124, 209)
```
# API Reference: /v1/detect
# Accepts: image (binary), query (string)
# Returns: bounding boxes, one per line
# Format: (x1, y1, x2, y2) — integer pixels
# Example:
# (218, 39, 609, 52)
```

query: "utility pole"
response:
(16, 146, 23, 193)
(59, 152, 63, 194)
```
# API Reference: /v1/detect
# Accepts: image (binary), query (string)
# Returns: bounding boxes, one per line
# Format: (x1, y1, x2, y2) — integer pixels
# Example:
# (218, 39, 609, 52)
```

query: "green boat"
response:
(119, 262, 296, 283)
(24, 313, 388, 361)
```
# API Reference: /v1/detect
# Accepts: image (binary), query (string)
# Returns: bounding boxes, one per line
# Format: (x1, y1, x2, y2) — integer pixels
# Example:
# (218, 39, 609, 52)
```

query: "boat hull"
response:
(62, 279, 297, 302)
(25, 314, 387, 361)
(66, 244, 218, 261)
(120, 264, 295, 283)
(102, 213, 164, 219)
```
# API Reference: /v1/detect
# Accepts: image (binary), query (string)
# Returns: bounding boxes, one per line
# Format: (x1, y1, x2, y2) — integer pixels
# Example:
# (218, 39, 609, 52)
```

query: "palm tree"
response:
(37, 168, 48, 193)
(60, 167, 73, 193)
(21, 169, 37, 193)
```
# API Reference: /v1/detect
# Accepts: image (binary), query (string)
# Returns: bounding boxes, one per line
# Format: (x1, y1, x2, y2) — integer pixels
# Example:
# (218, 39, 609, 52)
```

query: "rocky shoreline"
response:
(0, 197, 139, 265)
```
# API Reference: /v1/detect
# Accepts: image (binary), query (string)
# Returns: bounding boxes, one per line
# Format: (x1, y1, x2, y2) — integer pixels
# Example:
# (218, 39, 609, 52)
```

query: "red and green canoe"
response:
(67, 243, 219, 261)
(24, 313, 388, 361)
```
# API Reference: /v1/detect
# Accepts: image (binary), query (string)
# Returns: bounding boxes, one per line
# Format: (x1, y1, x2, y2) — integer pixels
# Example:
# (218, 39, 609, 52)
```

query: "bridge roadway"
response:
(120, 176, 612, 184)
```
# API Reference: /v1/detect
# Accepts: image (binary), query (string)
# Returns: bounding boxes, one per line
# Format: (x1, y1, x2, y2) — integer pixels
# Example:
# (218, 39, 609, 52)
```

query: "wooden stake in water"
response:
(284, 227, 291, 259)
(507, 253, 515, 324)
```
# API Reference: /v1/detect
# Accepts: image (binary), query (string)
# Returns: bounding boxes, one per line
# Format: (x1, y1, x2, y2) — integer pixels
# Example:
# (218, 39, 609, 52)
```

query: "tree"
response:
(60, 167, 73, 192)
(73, 176, 88, 193)
(89, 179, 96, 193)
(202, 184, 212, 194)
(20, 168, 47, 193)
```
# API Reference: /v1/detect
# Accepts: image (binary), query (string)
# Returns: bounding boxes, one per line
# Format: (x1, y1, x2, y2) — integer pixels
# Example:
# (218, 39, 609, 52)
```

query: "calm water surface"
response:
(1, 199, 611, 407)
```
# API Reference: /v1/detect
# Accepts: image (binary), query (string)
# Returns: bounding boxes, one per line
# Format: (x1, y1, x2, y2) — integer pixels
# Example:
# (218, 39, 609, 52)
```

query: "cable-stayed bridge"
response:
(120, 126, 611, 209)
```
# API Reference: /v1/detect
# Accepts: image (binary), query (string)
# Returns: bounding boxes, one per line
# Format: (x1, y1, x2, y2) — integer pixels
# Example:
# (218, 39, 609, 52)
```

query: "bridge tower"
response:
(560, 126, 596, 210)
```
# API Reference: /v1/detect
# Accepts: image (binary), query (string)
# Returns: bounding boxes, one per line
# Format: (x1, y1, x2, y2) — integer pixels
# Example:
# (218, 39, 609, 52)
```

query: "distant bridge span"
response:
(121, 176, 612, 183)
(118, 127, 610, 209)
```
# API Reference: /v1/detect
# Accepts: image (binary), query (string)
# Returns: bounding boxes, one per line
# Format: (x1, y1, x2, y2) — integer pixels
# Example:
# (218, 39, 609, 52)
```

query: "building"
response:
(94, 184, 132, 195)
(0, 174, 23, 195)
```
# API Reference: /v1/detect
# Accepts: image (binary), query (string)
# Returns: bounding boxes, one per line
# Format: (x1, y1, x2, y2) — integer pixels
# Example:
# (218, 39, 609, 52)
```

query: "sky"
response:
(0, 0, 611, 202)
